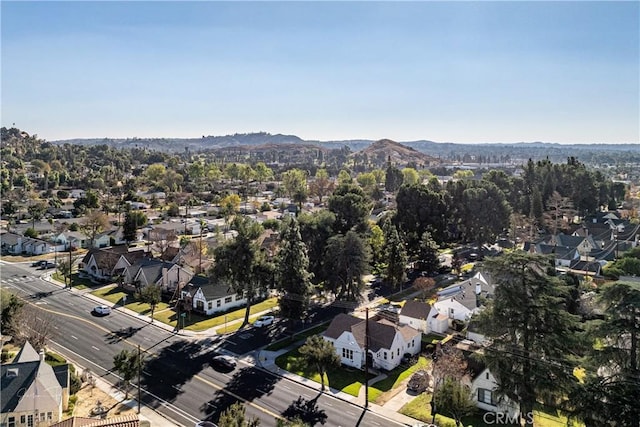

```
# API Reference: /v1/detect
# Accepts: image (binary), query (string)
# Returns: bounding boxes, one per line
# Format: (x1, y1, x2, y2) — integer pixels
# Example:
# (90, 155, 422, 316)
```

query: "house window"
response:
(20, 416, 25, 424)
(217, 300, 221, 307)
(412, 339, 415, 347)
(40, 414, 44, 422)
(384, 352, 387, 360)
(27, 415, 34, 427)
(225, 296, 232, 304)
(486, 372, 489, 380)
(47, 413, 52, 420)
(208, 302, 213, 310)
(342, 348, 353, 360)
(478, 388, 495, 405)
(8, 416, 15, 427)
(397, 348, 400, 356)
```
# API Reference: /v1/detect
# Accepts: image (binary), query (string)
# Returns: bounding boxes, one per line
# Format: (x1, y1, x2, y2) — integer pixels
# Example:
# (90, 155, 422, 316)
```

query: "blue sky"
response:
(2, 1, 638, 143)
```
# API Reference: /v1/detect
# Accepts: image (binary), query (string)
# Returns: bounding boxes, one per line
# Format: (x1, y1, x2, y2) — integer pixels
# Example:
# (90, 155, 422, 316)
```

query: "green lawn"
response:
(400, 394, 582, 427)
(369, 357, 430, 403)
(275, 347, 374, 396)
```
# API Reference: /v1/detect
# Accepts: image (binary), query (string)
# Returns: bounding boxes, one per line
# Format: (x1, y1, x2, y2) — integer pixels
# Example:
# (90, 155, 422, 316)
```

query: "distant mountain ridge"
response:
(50, 132, 640, 164)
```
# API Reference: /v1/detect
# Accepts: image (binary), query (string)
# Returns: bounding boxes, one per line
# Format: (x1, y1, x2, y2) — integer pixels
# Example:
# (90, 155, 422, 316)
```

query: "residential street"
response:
(0, 260, 420, 427)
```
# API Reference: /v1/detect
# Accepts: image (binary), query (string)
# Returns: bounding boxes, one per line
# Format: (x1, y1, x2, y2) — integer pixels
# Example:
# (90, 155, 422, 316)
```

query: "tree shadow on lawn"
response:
(140, 339, 213, 408)
(198, 366, 280, 423)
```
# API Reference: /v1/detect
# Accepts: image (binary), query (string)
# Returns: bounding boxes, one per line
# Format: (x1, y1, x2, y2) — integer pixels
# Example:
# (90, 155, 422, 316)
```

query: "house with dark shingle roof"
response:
(323, 313, 421, 371)
(1, 342, 69, 427)
(122, 258, 193, 293)
(181, 276, 248, 316)
(399, 300, 431, 333)
(80, 247, 148, 282)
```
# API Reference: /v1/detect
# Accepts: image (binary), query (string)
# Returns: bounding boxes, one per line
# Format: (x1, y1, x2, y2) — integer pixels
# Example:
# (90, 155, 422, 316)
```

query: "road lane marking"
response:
(325, 402, 333, 407)
(71, 335, 78, 340)
(92, 346, 100, 351)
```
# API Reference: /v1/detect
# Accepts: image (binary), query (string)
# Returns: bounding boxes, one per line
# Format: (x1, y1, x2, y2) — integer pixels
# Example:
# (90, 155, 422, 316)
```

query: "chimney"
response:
(475, 283, 482, 295)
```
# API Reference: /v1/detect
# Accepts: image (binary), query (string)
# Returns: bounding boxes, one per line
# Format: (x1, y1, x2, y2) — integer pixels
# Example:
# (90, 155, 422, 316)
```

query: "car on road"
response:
(92, 305, 112, 316)
(407, 370, 430, 393)
(41, 261, 57, 270)
(31, 260, 47, 267)
(253, 315, 275, 328)
(194, 422, 216, 427)
(210, 354, 236, 370)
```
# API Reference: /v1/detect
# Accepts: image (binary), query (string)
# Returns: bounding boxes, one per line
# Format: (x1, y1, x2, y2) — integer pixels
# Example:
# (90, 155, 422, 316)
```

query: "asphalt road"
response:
(1, 261, 406, 427)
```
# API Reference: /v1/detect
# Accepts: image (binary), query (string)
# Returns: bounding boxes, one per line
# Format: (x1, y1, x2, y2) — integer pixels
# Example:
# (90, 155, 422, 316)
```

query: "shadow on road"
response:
(282, 392, 327, 426)
(199, 366, 280, 423)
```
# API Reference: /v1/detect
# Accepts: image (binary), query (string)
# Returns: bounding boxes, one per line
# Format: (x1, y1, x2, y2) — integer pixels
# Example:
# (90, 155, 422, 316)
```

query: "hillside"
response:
(354, 139, 440, 167)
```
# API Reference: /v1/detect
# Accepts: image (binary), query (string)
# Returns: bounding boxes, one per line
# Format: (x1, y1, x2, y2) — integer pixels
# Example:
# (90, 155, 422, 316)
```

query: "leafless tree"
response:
(414, 276, 436, 299)
(80, 210, 110, 248)
(15, 305, 56, 351)
(543, 191, 575, 235)
(148, 228, 178, 260)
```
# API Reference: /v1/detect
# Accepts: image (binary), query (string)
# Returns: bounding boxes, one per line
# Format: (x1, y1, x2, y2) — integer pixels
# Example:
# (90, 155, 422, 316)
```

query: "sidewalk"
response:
(41, 269, 423, 426)
(255, 345, 422, 427)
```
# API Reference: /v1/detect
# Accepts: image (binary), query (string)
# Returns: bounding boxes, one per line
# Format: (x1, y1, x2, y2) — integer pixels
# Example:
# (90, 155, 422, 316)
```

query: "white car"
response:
(253, 315, 275, 328)
(93, 305, 111, 316)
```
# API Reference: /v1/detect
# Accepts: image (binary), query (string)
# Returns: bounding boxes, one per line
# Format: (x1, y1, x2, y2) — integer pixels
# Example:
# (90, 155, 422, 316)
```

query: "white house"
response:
(122, 258, 193, 293)
(1, 342, 69, 427)
(181, 276, 246, 316)
(399, 300, 431, 333)
(323, 314, 421, 371)
(80, 247, 148, 282)
(470, 365, 520, 418)
(53, 231, 90, 250)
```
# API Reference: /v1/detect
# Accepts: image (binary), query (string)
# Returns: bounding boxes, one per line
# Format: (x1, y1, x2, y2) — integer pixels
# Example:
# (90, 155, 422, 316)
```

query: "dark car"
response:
(211, 354, 236, 371)
(31, 260, 47, 267)
(40, 261, 57, 270)
(407, 370, 430, 393)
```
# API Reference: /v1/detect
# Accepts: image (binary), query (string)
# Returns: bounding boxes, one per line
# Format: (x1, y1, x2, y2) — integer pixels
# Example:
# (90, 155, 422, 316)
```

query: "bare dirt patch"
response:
(72, 383, 136, 418)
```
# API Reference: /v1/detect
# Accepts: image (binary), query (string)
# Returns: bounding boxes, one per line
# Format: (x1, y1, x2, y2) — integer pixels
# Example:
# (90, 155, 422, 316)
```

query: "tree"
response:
(298, 335, 340, 391)
(298, 210, 336, 287)
(434, 379, 476, 427)
(282, 169, 307, 200)
(431, 346, 469, 424)
(148, 228, 178, 261)
(402, 167, 420, 186)
(385, 164, 403, 192)
(1, 289, 23, 335)
(382, 222, 407, 290)
(276, 217, 313, 321)
(323, 231, 370, 301)
(308, 168, 334, 204)
(57, 258, 74, 288)
(80, 210, 110, 248)
(218, 402, 260, 427)
(24, 227, 38, 238)
(123, 210, 147, 244)
(395, 184, 448, 250)
(254, 162, 273, 187)
(415, 231, 440, 273)
(327, 184, 372, 235)
(135, 284, 162, 323)
(14, 305, 56, 351)
(477, 252, 581, 427)
(413, 277, 436, 299)
(27, 201, 47, 229)
(543, 190, 575, 235)
(220, 193, 241, 229)
(112, 348, 143, 398)
(210, 217, 274, 328)
(570, 281, 640, 426)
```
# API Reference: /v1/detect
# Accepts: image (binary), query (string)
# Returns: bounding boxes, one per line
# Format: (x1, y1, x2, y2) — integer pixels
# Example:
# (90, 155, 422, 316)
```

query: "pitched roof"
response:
(0, 232, 22, 245)
(183, 277, 236, 300)
(324, 314, 419, 353)
(1, 361, 39, 413)
(399, 300, 431, 319)
(13, 341, 40, 363)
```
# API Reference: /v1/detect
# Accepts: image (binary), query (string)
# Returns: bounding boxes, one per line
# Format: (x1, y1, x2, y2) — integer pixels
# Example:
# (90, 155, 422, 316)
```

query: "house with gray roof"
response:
(80, 247, 149, 282)
(399, 300, 431, 333)
(180, 276, 248, 316)
(323, 313, 421, 371)
(1, 342, 69, 427)
(122, 258, 193, 294)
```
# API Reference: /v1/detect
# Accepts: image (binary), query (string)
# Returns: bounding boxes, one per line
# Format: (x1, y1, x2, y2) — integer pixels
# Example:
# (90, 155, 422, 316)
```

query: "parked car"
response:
(41, 261, 57, 270)
(253, 315, 275, 328)
(211, 354, 236, 370)
(194, 422, 216, 427)
(31, 260, 47, 267)
(407, 370, 430, 393)
(93, 305, 111, 316)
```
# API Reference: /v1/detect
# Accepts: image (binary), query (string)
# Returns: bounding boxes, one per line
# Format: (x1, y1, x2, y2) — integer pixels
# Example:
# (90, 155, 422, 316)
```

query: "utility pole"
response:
(68, 242, 72, 289)
(137, 344, 141, 414)
(364, 308, 369, 409)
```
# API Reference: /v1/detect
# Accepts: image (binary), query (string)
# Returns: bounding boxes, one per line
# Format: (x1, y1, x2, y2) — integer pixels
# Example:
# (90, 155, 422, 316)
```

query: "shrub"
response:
(70, 371, 82, 395)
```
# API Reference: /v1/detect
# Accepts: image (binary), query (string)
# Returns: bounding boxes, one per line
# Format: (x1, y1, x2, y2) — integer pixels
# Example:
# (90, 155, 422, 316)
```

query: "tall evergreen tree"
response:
(276, 217, 313, 321)
(477, 252, 581, 427)
(210, 217, 274, 329)
(323, 231, 370, 301)
(570, 281, 640, 426)
(382, 222, 407, 290)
